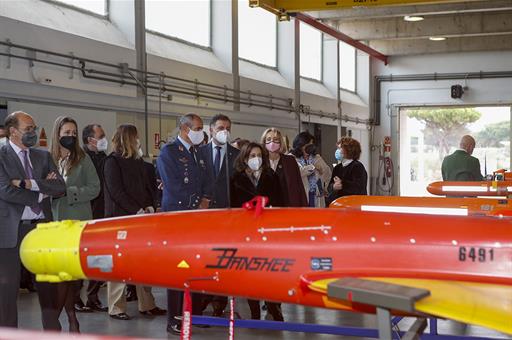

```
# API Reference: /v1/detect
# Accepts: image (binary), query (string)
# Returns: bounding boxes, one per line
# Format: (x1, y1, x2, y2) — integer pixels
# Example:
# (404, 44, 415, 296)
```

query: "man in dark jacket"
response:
(79, 123, 108, 312)
(442, 135, 483, 181)
(196, 114, 239, 317)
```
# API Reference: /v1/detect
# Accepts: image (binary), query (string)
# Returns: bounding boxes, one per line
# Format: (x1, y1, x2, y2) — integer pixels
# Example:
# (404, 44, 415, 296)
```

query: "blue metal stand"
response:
(192, 316, 504, 339)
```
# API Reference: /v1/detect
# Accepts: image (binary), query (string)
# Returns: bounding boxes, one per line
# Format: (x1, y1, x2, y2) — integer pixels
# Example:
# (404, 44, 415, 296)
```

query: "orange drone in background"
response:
(329, 195, 512, 216)
(427, 180, 512, 197)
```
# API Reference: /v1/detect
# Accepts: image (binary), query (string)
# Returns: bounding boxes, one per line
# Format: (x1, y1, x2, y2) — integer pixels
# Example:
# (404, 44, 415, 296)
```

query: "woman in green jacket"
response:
(50, 116, 100, 332)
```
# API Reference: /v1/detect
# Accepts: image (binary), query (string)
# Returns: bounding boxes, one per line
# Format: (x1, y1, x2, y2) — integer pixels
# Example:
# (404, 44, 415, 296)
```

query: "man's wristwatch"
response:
(19, 179, 26, 189)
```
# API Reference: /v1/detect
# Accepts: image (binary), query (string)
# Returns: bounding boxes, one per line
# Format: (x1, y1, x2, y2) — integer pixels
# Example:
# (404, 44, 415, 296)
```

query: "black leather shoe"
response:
(86, 301, 108, 312)
(110, 313, 131, 320)
(212, 309, 224, 317)
(167, 323, 181, 334)
(20, 282, 37, 292)
(139, 307, 167, 316)
(75, 303, 93, 313)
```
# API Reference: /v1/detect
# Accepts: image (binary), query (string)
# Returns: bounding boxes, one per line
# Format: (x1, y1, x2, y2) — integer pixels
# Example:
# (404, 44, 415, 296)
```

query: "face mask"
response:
(136, 139, 143, 157)
(304, 144, 317, 155)
(0, 137, 7, 147)
(265, 142, 280, 153)
(59, 136, 76, 150)
(247, 156, 262, 171)
(215, 130, 230, 145)
(20, 130, 38, 148)
(188, 129, 204, 146)
(335, 148, 343, 161)
(96, 137, 108, 152)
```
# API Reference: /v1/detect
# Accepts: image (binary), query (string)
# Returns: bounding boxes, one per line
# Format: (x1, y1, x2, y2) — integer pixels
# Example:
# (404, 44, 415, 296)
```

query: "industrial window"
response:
(339, 41, 356, 92)
(238, 0, 277, 67)
(300, 22, 322, 81)
(53, 0, 107, 16)
(145, 0, 211, 48)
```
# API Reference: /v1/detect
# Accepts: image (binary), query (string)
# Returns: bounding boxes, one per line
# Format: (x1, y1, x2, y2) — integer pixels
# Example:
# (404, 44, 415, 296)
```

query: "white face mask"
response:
(215, 130, 230, 145)
(136, 139, 143, 158)
(96, 137, 108, 152)
(247, 156, 262, 171)
(0, 137, 7, 147)
(188, 129, 204, 145)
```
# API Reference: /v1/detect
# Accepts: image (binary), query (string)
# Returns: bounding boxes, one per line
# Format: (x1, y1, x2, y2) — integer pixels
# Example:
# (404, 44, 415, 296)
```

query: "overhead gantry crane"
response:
(249, 0, 479, 18)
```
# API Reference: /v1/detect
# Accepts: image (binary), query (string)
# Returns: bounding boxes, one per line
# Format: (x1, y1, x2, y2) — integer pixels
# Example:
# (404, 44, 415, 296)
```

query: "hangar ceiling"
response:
(255, 0, 512, 56)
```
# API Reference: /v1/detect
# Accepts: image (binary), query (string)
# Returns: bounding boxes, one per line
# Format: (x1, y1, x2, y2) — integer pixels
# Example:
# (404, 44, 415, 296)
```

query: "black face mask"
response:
(60, 136, 77, 150)
(304, 144, 317, 155)
(21, 130, 38, 148)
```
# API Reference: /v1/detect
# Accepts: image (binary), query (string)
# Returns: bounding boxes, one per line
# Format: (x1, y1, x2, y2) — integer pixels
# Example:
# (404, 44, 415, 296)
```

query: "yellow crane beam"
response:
(249, 0, 475, 18)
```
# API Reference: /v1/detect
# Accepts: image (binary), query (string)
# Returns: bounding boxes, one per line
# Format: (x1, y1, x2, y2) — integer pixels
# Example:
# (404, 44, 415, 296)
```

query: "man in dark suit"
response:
(197, 114, 239, 209)
(0, 111, 66, 329)
(157, 113, 210, 334)
(196, 114, 239, 317)
(442, 135, 483, 181)
(79, 123, 109, 312)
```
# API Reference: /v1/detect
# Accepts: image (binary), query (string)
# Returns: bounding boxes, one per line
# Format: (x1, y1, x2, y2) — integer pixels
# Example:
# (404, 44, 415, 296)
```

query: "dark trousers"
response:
(75, 280, 104, 305)
(166, 289, 205, 326)
(0, 221, 60, 329)
(202, 295, 228, 315)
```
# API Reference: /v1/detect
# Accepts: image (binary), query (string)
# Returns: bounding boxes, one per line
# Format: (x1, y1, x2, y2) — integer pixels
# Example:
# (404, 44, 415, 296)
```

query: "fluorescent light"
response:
(429, 36, 446, 41)
(361, 205, 468, 216)
(442, 186, 488, 192)
(404, 15, 424, 22)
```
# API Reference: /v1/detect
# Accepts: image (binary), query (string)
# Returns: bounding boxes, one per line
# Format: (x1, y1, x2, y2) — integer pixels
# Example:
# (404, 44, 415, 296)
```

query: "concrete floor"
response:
(17, 286, 510, 339)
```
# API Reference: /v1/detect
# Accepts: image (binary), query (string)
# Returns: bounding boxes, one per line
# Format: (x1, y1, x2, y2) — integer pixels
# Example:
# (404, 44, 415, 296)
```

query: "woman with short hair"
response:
(327, 137, 368, 205)
(230, 142, 284, 321)
(261, 127, 307, 207)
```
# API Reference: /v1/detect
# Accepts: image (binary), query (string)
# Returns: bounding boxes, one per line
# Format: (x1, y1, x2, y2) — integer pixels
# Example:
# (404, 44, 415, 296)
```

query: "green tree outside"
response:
(476, 120, 510, 147)
(407, 108, 481, 159)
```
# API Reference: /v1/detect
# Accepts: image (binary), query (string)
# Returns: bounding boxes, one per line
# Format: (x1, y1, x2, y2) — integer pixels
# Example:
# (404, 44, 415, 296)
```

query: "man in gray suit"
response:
(0, 111, 66, 328)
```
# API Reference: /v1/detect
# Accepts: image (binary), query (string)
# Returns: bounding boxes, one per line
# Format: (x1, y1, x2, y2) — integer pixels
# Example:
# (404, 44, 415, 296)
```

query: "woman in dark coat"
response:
(327, 137, 368, 205)
(103, 124, 165, 320)
(260, 127, 307, 207)
(230, 142, 284, 321)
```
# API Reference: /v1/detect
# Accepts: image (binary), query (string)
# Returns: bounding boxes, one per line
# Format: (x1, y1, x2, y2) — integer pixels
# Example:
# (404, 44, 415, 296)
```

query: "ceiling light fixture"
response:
(429, 36, 446, 41)
(404, 15, 424, 22)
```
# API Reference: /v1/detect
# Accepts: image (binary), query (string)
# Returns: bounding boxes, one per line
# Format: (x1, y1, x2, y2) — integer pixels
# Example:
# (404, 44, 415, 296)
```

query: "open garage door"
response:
(399, 106, 512, 196)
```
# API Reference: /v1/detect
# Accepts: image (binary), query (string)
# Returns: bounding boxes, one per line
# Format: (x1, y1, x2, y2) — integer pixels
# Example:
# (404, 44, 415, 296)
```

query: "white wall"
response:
(8, 101, 116, 152)
(0, 1, 373, 169)
(372, 51, 512, 194)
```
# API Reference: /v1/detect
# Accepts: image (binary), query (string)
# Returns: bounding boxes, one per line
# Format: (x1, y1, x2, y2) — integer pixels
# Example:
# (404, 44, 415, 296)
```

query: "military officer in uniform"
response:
(157, 113, 210, 334)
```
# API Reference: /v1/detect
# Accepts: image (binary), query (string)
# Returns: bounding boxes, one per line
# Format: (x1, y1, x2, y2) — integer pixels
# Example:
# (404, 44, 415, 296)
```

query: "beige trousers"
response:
(108, 282, 156, 315)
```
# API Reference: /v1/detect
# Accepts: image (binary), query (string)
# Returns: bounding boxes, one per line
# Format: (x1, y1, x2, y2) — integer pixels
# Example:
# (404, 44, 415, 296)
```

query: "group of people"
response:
(0, 110, 368, 335)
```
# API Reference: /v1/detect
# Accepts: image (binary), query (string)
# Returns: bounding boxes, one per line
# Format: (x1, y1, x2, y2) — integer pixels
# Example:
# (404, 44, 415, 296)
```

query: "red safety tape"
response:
(181, 284, 192, 340)
(242, 196, 268, 217)
(228, 297, 235, 340)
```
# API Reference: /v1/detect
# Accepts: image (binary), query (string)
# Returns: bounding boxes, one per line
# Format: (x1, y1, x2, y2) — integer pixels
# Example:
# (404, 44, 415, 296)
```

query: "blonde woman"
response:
(261, 128, 307, 207)
(103, 124, 166, 320)
(50, 116, 100, 332)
